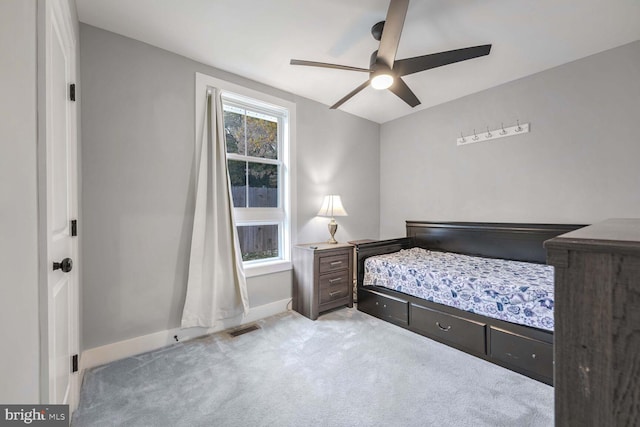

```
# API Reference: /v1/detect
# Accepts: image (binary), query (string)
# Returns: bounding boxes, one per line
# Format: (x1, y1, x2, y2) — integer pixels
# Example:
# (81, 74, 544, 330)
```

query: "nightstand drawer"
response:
(319, 253, 349, 273)
(319, 284, 350, 304)
(318, 271, 349, 291)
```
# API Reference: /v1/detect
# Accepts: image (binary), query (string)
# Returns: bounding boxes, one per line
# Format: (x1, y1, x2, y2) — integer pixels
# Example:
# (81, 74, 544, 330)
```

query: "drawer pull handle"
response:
(328, 277, 343, 284)
(330, 261, 343, 266)
(436, 322, 451, 332)
(329, 290, 342, 297)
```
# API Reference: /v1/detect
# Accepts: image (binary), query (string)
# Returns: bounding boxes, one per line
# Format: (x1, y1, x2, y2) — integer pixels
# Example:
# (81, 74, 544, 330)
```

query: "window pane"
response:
(228, 160, 247, 207)
(224, 109, 245, 155)
(248, 162, 278, 207)
(246, 115, 277, 159)
(237, 224, 279, 261)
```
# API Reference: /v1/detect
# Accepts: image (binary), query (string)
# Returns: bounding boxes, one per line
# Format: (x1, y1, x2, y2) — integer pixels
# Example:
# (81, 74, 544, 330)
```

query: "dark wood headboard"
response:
(354, 221, 586, 288)
(406, 221, 585, 264)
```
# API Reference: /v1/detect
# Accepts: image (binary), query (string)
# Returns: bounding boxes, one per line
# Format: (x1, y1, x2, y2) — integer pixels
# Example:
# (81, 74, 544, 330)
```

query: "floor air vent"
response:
(228, 324, 260, 337)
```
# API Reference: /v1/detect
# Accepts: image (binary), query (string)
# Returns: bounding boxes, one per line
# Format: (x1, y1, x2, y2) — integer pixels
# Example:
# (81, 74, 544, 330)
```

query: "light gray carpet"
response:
(73, 308, 553, 426)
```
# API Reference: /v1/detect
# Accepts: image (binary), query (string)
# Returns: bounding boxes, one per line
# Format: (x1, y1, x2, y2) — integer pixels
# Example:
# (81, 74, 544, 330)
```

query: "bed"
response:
(355, 221, 585, 385)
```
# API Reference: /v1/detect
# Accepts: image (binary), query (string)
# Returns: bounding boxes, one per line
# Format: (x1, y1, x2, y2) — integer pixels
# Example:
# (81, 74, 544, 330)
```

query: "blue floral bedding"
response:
(363, 248, 555, 331)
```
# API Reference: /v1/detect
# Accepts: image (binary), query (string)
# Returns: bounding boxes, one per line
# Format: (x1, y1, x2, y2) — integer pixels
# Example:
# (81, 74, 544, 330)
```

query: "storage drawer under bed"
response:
(357, 289, 408, 326)
(409, 303, 486, 355)
(356, 288, 554, 385)
(489, 327, 553, 382)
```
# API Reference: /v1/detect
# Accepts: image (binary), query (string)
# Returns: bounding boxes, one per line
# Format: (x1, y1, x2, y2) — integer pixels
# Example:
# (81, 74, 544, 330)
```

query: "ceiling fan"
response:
(290, 0, 491, 109)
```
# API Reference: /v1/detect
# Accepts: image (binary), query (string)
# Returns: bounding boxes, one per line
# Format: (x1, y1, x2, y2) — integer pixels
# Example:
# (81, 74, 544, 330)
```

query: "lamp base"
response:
(327, 219, 338, 244)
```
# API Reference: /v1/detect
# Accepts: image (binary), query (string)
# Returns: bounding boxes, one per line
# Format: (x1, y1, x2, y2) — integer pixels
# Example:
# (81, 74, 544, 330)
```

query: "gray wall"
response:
(79, 24, 380, 350)
(296, 97, 381, 243)
(379, 41, 640, 238)
(0, 0, 40, 403)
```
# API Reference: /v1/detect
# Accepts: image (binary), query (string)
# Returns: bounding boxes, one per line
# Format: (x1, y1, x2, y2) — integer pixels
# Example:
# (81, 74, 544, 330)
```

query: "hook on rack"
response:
(456, 120, 530, 146)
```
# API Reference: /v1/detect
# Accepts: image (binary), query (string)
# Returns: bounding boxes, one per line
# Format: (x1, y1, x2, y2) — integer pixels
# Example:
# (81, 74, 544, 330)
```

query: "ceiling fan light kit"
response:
(371, 72, 394, 90)
(290, 0, 491, 110)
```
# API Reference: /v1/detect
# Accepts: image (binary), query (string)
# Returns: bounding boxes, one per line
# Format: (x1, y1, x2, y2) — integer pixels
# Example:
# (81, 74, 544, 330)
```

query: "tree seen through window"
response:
(223, 102, 282, 261)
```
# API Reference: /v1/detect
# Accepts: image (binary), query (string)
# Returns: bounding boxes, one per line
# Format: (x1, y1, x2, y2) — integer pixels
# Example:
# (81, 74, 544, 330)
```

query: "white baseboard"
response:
(80, 298, 291, 372)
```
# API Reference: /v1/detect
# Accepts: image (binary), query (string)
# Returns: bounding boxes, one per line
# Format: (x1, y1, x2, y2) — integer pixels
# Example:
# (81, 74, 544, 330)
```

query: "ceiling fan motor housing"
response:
(371, 21, 385, 41)
(369, 50, 381, 69)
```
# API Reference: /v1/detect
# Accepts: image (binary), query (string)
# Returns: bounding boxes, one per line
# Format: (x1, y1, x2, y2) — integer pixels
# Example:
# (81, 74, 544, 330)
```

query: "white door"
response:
(44, 0, 79, 410)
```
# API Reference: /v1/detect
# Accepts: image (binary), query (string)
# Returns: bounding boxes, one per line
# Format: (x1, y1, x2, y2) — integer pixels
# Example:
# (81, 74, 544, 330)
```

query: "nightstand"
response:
(292, 242, 354, 320)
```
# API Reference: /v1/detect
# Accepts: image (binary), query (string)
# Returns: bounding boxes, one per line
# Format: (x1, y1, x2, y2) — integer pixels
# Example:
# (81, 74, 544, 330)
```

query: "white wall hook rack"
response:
(457, 122, 530, 146)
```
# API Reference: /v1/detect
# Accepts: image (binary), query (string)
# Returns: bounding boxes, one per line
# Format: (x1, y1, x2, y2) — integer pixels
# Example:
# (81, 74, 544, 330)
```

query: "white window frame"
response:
(195, 73, 296, 277)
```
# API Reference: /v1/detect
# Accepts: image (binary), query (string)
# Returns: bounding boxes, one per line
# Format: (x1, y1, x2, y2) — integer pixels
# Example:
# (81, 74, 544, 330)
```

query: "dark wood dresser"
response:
(545, 218, 640, 427)
(293, 242, 353, 320)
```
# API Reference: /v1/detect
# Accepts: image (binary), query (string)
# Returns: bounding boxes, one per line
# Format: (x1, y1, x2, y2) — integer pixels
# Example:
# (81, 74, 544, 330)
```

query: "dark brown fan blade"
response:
(388, 77, 420, 107)
(376, 0, 409, 68)
(330, 80, 371, 109)
(394, 45, 492, 77)
(290, 59, 371, 73)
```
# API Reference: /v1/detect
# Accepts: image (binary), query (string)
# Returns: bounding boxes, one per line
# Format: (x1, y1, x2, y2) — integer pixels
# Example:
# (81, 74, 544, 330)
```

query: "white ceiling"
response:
(75, 0, 640, 124)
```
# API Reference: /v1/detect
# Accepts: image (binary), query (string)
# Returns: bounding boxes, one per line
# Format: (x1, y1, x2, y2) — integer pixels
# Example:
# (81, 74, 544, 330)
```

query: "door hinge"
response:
(71, 219, 77, 237)
(71, 354, 78, 373)
(69, 84, 76, 102)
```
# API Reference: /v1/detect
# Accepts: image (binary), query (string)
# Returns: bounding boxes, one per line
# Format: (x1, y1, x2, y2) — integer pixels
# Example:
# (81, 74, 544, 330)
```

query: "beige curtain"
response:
(181, 89, 249, 328)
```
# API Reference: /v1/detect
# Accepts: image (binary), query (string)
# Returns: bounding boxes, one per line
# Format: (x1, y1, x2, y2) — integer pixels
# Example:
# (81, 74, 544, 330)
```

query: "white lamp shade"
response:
(317, 195, 348, 217)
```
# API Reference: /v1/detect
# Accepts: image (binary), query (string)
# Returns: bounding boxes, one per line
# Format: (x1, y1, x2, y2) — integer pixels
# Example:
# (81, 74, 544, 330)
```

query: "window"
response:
(195, 72, 296, 277)
(223, 98, 285, 263)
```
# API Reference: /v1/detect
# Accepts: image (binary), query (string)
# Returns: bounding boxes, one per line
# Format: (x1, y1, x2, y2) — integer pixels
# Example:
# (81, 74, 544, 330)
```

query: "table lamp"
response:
(317, 195, 348, 244)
